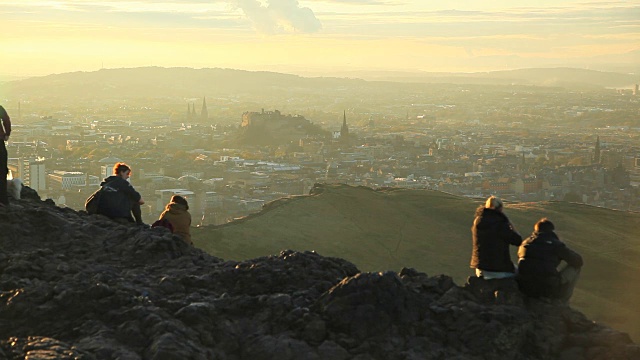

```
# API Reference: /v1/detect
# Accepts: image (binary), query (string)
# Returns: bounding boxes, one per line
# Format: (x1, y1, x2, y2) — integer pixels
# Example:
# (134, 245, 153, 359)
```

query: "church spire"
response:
(201, 97, 209, 121)
(593, 135, 601, 164)
(340, 110, 349, 144)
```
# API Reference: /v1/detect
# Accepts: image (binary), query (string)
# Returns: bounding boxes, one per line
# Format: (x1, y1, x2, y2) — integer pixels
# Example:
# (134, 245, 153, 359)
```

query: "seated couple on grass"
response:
(470, 196, 583, 302)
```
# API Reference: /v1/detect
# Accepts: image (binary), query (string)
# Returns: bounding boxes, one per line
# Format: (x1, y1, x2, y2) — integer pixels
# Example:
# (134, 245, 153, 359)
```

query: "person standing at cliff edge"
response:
(470, 196, 523, 279)
(0, 105, 12, 207)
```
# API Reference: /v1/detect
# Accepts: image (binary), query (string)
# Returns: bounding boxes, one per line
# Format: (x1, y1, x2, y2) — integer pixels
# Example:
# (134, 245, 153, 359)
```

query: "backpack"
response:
(85, 187, 103, 214)
(85, 183, 121, 215)
(152, 218, 174, 233)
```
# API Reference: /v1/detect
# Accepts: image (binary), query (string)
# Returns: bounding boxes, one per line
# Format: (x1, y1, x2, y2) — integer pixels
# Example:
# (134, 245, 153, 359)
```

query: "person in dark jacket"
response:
(0, 105, 12, 207)
(159, 195, 192, 245)
(97, 162, 145, 224)
(470, 196, 523, 279)
(517, 218, 583, 302)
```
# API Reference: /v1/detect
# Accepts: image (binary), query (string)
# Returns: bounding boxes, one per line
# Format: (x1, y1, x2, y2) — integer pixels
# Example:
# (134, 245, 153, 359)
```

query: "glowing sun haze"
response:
(1, 0, 639, 77)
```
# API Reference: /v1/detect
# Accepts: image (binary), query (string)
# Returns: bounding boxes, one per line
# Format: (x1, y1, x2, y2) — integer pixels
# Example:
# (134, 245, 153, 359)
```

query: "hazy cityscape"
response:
(3, 1, 640, 356)
(3, 68, 639, 225)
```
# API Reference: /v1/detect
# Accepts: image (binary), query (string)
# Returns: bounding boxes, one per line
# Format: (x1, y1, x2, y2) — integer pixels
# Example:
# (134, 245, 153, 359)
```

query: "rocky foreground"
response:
(0, 193, 638, 360)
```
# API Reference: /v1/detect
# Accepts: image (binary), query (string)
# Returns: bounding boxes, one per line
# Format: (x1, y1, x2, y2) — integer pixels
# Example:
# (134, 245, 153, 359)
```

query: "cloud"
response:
(308, 0, 397, 4)
(234, 0, 322, 34)
(3, 1, 322, 34)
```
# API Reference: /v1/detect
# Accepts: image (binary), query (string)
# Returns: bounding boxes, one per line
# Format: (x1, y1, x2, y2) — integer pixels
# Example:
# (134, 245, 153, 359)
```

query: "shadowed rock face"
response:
(0, 193, 638, 360)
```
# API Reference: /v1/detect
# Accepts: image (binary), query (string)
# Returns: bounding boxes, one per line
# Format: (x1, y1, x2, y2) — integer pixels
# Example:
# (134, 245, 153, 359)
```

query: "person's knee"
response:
(560, 266, 581, 283)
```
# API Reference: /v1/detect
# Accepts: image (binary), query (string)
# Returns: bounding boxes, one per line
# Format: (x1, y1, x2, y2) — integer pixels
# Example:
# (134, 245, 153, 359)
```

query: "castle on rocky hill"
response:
(238, 109, 328, 145)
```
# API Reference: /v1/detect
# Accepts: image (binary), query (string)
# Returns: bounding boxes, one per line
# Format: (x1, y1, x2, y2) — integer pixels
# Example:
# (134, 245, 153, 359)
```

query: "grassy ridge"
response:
(193, 184, 640, 341)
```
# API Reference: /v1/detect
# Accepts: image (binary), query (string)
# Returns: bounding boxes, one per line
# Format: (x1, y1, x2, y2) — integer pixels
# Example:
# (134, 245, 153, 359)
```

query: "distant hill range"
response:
(336, 67, 640, 88)
(193, 184, 640, 342)
(3, 66, 638, 101)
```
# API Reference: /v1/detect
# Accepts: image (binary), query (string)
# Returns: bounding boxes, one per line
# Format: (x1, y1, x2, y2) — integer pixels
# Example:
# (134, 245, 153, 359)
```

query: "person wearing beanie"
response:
(470, 196, 523, 279)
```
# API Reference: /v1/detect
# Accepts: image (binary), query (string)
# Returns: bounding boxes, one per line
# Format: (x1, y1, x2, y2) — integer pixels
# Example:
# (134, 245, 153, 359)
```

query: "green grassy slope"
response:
(192, 184, 640, 341)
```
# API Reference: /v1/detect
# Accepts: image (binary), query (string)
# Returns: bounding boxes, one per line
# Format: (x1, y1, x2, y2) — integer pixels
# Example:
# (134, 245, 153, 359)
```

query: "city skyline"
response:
(1, 1, 639, 77)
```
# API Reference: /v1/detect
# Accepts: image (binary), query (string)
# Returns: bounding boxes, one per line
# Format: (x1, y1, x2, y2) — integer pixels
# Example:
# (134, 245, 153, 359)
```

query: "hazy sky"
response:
(1, 0, 639, 77)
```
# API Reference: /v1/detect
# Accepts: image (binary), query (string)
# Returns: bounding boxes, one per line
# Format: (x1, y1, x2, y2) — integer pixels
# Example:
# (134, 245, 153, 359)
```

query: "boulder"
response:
(0, 197, 637, 359)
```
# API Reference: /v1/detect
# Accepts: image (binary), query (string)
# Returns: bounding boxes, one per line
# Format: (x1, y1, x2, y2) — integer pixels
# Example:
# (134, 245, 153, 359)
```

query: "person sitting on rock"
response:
(98, 162, 145, 225)
(517, 218, 583, 302)
(159, 195, 192, 245)
(470, 196, 523, 279)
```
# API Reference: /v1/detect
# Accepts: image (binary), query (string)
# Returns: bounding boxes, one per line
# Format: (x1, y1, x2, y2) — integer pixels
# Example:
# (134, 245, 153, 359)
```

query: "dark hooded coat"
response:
(0, 105, 11, 206)
(517, 230, 583, 298)
(97, 176, 142, 221)
(470, 206, 523, 273)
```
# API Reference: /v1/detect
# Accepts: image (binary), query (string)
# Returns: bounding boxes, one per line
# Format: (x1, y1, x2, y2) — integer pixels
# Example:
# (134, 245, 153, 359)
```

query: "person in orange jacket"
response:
(159, 195, 192, 245)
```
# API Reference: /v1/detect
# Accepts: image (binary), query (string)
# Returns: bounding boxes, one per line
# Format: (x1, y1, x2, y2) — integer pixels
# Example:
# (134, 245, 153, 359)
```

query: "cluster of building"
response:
(4, 83, 640, 224)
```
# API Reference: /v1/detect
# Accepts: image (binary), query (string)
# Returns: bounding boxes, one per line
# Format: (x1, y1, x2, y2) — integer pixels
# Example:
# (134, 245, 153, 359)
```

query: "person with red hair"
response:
(97, 162, 145, 224)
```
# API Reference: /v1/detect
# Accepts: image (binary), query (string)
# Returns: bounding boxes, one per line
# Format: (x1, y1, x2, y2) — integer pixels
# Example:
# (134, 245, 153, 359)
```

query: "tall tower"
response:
(340, 110, 349, 143)
(201, 97, 209, 121)
(20, 158, 46, 192)
(186, 103, 191, 121)
(593, 135, 601, 164)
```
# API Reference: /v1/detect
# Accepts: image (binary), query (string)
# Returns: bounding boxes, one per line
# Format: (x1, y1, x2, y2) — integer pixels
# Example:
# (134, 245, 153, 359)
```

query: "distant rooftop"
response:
(97, 156, 122, 163)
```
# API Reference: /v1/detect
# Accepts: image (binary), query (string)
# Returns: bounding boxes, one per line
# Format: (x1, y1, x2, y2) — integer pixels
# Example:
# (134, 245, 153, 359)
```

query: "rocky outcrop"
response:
(237, 110, 329, 146)
(0, 195, 638, 359)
